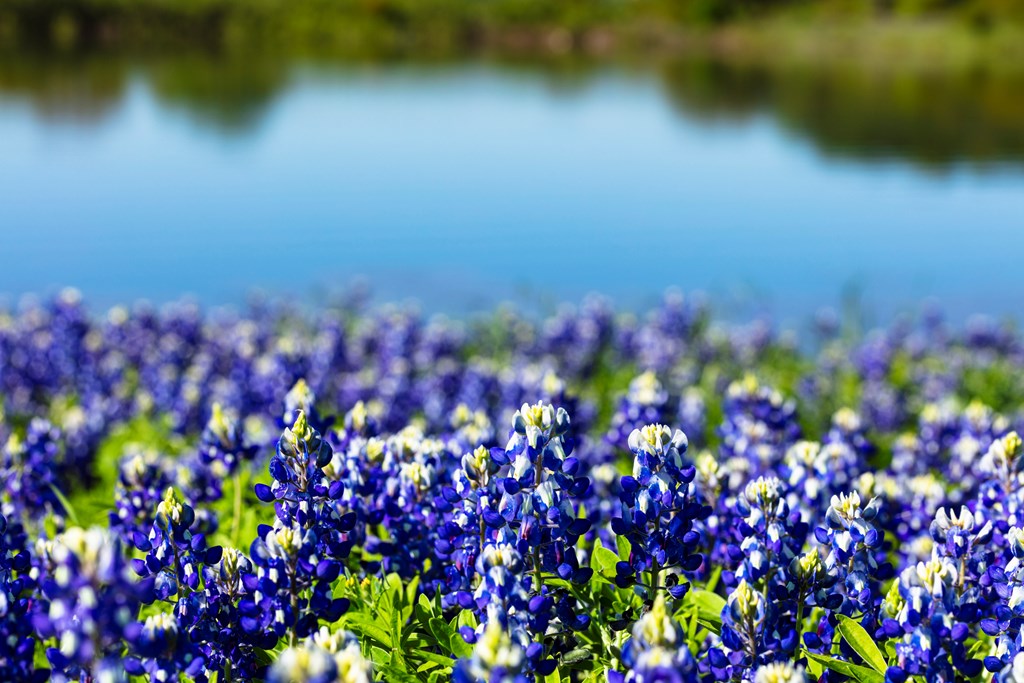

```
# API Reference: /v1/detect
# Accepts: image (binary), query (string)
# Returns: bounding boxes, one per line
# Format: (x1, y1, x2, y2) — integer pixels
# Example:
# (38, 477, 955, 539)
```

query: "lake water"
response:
(1, 55, 1023, 325)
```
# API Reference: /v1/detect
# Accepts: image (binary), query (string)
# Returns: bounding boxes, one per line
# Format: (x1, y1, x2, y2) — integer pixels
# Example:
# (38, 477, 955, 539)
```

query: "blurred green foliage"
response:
(3, 0, 1024, 57)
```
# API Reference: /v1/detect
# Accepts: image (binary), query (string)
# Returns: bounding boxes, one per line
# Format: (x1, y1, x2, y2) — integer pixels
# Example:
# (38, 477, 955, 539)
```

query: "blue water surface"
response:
(1, 64, 1022, 324)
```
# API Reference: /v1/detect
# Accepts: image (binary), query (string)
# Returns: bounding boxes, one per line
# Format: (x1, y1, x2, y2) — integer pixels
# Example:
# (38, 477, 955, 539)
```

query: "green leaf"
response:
(615, 534, 631, 560)
(804, 652, 886, 683)
(447, 616, 474, 658)
(591, 545, 620, 580)
(373, 665, 420, 683)
(411, 649, 456, 668)
(428, 617, 473, 659)
(837, 615, 888, 673)
(48, 484, 78, 524)
(560, 648, 591, 667)
(456, 609, 478, 631)
(402, 575, 420, 625)
(704, 565, 723, 593)
(805, 651, 824, 677)
(390, 602, 405, 663)
(681, 589, 725, 635)
(346, 613, 393, 648)
(417, 593, 437, 620)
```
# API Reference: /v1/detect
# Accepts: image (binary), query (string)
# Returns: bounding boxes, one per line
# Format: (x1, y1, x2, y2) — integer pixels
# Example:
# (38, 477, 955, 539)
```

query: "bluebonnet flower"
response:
(880, 554, 984, 681)
(783, 549, 840, 648)
(454, 403, 594, 675)
(783, 441, 833, 517)
(256, 411, 355, 561)
(250, 520, 349, 642)
(708, 579, 767, 678)
(453, 611, 528, 683)
(110, 446, 175, 541)
(706, 476, 809, 664)
(614, 594, 699, 683)
(198, 402, 258, 478)
(718, 376, 801, 475)
(284, 378, 332, 432)
(735, 476, 806, 588)
(915, 399, 966, 474)
(464, 539, 533, 641)
(32, 526, 154, 682)
(268, 627, 371, 683)
(858, 470, 945, 567)
(182, 546, 275, 681)
(612, 424, 709, 599)
(0, 513, 44, 682)
(125, 611, 206, 682)
(815, 490, 888, 615)
(361, 425, 447, 579)
(434, 445, 503, 609)
(498, 402, 592, 590)
(250, 412, 353, 644)
(751, 661, 807, 683)
(977, 431, 1024, 533)
(930, 505, 993, 567)
(603, 372, 672, 454)
(948, 400, 1010, 489)
(1, 418, 65, 524)
(131, 487, 223, 601)
(172, 403, 259, 509)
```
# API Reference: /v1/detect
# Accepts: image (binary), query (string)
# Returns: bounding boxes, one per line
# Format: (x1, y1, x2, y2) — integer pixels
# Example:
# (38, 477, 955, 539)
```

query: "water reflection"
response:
(661, 60, 1024, 170)
(2, 50, 1024, 168)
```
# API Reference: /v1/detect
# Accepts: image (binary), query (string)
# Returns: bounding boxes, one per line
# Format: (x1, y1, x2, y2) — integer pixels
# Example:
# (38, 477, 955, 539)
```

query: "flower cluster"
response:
(612, 424, 709, 599)
(131, 487, 222, 600)
(268, 628, 372, 683)
(614, 595, 699, 683)
(33, 526, 155, 681)
(0, 513, 42, 682)
(9, 289, 1024, 682)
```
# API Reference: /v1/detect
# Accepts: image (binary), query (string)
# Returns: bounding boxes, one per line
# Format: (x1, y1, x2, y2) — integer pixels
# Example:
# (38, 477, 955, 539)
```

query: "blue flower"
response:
(131, 487, 222, 601)
(612, 424, 708, 599)
(33, 526, 154, 682)
(618, 594, 699, 683)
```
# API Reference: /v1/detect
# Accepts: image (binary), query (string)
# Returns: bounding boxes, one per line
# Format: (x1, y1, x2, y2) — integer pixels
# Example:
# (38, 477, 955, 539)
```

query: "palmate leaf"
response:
(836, 615, 888, 673)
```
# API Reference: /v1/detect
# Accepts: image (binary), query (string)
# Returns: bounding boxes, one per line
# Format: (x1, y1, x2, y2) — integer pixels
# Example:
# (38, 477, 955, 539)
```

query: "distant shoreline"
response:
(2, 1, 1024, 73)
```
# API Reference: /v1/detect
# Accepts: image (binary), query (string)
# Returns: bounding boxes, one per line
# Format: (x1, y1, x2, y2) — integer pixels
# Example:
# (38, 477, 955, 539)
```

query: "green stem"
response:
(288, 554, 299, 647)
(650, 516, 661, 597)
(231, 470, 243, 546)
(795, 591, 806, 631)
(532, 443, 545, 593)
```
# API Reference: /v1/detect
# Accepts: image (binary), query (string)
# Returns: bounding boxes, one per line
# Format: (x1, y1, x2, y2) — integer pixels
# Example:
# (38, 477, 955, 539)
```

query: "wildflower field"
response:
(3, 289, 1024, 683)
